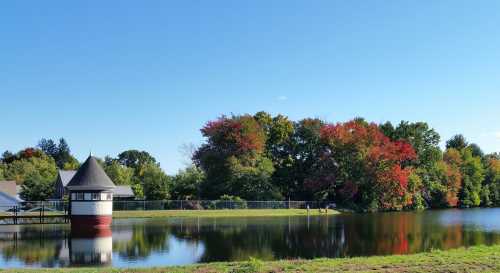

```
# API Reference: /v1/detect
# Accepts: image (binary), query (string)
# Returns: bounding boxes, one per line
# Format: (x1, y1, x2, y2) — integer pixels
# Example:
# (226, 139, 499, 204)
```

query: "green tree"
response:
(283, 118, 325, 200)
(1, 151, 15, 163)
(171, 166, 205, 200)
(38, 138, 79, 169)
(483, 157, 500, 206)
(141, 163, 170, 200)
(380, 121, 441, 168)
(3, 148, 57, 184)
(459, 148, 484, 207)
(226, 155, 279, 200)
(446, 134, 468, 150)
(62, 156, 80, 170)
(117, 150, 157, 175)
(20, 172, 55, 201)
(254, 112, 295, 198)
(104, 161, 135, 185)
(467, 143, 484, 159)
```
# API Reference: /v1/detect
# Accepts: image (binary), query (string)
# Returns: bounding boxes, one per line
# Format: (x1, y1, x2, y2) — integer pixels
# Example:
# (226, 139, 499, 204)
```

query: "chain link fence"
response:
(1, 200, 329, 213)
(112, 200, 327, 210)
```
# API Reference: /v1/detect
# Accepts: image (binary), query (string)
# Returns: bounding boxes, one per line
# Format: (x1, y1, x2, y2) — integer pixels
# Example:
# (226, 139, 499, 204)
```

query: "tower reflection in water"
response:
(69, 226, 112, 267)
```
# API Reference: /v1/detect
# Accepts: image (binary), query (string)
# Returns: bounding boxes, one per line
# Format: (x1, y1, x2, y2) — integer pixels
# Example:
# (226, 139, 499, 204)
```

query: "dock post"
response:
(13, 206, 17, 225)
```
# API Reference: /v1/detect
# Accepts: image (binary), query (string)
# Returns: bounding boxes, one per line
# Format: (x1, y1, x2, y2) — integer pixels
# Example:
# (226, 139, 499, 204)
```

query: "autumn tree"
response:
(307, 120, 416, 210)
(0, 148, 58, 201)
(2, 148, 57, 185)
(194, 115, 280, 200)
(380, 121, 441, 168)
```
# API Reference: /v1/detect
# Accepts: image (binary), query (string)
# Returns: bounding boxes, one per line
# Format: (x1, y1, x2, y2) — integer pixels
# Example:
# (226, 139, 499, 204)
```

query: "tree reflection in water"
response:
(112, 220, 171, 260)
(0, 208, 499, 268)
(165, 209, 500, 262)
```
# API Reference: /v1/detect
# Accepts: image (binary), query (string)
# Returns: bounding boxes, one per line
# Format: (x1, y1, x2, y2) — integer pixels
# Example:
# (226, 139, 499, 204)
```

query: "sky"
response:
(1, 1, 500, 174)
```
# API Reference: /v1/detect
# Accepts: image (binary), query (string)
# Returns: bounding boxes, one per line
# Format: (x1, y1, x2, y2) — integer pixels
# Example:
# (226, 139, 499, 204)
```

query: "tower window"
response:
(76, 193, 84, 200)
(91, 193, 100, 200)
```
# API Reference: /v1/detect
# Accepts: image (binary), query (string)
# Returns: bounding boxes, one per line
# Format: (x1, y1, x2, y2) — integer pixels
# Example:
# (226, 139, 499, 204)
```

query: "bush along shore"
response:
(2, 245, 499, 273)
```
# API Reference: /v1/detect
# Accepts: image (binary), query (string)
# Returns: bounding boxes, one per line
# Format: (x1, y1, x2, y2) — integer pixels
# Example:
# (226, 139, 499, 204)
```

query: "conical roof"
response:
(66, 156, 116, 190)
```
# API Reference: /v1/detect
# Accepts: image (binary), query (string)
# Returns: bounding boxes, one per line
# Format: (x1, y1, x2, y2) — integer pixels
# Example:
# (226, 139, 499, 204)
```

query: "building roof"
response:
(114, 185, 134, 197)
(0, 181, 17, 198)
(66, 156, 116, 191)
(15, 185, 23, 201)
(0, 191, 20, 210)
(58, 170, 77, 187)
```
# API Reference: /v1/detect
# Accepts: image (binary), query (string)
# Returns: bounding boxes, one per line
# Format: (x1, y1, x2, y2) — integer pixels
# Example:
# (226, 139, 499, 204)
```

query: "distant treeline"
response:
(1, 111, 499, 211)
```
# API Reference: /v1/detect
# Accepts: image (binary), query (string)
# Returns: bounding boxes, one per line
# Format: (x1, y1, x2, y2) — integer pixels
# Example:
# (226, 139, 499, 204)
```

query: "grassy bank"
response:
(112, 208, 339, 218)
(2, 245, 499, 273)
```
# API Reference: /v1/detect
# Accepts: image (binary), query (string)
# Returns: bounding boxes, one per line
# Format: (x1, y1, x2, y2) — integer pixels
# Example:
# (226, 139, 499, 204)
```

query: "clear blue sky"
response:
(1, 1, 500, 174)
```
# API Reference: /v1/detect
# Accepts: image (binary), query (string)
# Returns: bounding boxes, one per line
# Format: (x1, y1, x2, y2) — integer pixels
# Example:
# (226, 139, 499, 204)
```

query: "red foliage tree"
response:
(311, 120, 417, 210)
(200, 115, 266, 156)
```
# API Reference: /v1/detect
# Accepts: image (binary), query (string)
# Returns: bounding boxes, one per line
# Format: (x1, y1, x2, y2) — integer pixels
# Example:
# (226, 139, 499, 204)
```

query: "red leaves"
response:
(319, 120, 417, 209)
(377, 165, 410, 195)
(201, 115, 266, 155)
(320, 121, 373, 146)
(21, 148, 36, 158)
(376, 165, 412, 209)
(444, 162, 461, 207)
(339, 181, 359, 199)
(321, 121, 416, 164)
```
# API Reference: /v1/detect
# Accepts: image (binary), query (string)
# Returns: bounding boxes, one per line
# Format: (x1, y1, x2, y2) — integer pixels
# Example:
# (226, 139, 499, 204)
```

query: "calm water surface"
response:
(0, 208, 499, 268)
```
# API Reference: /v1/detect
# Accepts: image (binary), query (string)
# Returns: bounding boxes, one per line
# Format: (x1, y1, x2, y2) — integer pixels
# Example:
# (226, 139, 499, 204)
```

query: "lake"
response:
(0, 208, 499, 268)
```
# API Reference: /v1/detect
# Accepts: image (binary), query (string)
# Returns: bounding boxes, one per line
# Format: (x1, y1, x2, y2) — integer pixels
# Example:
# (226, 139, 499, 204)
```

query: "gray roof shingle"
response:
(114, 185, 134, 197)
(66, 156, 116, 191)
(0, 181, 17, 198)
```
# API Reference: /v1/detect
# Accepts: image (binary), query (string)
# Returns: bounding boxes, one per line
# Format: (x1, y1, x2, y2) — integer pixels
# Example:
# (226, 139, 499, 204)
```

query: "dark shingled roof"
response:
(66, 156, 116, 190)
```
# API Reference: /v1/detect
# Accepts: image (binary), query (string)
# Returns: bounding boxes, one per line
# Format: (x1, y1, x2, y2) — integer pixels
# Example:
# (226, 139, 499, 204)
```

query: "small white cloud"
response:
(276, 95, 288, 101)
(479, 131, 500, 140)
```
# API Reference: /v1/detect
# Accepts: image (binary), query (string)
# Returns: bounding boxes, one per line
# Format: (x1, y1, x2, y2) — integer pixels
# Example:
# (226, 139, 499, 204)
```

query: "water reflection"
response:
(0, 208, 498, 268)
(70, 227, 112, 267)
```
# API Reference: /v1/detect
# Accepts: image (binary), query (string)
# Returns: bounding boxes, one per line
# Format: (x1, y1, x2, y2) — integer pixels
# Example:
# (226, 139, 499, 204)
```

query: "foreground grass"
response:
(112, 209, 339, 218)
(2, 245, 499, 273)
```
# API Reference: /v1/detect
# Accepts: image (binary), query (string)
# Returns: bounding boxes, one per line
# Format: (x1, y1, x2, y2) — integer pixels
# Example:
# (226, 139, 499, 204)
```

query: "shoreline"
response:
(112, 208, 340, 218)
(1, 245, 498, 272)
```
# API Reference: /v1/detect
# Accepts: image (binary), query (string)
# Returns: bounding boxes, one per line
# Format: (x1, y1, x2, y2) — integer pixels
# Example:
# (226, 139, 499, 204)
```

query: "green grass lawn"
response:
(2, 245, 499, 273)
(0, 209, 337, 219)
(112, 208, 338, 218)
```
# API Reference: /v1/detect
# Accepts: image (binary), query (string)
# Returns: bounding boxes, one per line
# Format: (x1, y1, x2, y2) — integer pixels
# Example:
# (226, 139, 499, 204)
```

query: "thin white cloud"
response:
(481, 131, 500, 140)
(276, 95, 288, 101)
